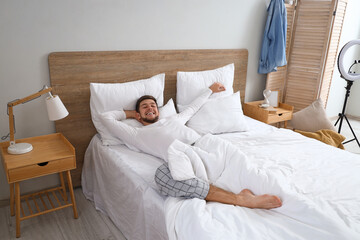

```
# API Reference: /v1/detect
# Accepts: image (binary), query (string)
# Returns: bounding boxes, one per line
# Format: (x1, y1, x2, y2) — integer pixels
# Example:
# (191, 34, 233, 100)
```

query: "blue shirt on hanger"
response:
(258, 0, 287, 74)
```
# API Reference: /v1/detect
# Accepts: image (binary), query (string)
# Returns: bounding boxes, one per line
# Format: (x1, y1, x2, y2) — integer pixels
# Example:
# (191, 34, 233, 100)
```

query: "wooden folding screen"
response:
(266, 0, 348, 112)
(318, 0, 348, 106)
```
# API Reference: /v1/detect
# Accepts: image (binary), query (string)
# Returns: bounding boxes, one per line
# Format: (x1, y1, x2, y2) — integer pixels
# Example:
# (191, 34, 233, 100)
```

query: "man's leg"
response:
(155, 163, 282, 209)
(155, 163, 209, 199)
(205, 185, 282, 209)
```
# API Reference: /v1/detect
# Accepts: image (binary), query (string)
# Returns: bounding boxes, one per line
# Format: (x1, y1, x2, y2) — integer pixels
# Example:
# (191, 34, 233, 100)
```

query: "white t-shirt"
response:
(100, 89, 212, 161)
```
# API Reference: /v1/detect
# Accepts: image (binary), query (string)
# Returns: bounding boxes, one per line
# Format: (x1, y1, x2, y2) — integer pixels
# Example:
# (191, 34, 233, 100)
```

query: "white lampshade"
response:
(46, 95, 69, 121)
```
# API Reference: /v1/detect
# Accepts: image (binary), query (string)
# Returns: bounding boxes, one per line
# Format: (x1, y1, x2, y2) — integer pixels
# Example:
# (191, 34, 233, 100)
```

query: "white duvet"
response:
(165, 124, 360, 240)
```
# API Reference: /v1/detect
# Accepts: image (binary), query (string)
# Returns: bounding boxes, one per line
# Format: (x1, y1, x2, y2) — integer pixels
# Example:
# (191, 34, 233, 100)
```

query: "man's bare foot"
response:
(204, 185, 282, 209)
(235, 189, 282, 209)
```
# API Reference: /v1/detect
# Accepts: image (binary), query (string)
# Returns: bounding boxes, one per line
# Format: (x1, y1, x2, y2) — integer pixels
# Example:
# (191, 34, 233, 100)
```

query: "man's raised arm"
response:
(178, 82, 225, 123)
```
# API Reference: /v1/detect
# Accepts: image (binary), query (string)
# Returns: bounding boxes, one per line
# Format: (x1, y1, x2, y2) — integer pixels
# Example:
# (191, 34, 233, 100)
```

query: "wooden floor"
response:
(0, 188, 126, 240)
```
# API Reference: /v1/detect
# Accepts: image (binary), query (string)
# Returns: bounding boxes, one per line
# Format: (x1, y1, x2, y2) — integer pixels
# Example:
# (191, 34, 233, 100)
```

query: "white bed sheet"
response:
(82, 117, 360, 240)
(82, 134, 168, 240)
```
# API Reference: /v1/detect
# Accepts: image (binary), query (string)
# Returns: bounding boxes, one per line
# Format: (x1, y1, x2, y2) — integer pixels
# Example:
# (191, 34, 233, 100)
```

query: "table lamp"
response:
(6, 86, 69, 154)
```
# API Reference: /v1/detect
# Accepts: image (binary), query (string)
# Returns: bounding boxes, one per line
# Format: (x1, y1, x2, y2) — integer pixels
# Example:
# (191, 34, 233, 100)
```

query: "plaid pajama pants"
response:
(155, 163, 210, 199)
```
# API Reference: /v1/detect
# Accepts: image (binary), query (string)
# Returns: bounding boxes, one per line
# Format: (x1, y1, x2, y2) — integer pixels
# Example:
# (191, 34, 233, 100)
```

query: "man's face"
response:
(136, 99, 159, 125)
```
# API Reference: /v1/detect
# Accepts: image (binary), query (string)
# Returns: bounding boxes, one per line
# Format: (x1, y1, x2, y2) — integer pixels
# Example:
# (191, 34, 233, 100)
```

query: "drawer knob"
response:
(37, 162, 49, 166)
(278, 113, 283, 116)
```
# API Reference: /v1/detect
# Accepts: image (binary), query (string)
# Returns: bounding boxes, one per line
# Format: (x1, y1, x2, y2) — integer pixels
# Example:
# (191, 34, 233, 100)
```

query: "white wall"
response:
(346, 44, 360, 116)
(0, 0, 271, 201)
(326, 0, 360, 118)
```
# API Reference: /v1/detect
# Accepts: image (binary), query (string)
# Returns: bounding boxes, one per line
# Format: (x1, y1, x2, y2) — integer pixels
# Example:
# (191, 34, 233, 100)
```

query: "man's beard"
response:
(141, 116, 159, 124)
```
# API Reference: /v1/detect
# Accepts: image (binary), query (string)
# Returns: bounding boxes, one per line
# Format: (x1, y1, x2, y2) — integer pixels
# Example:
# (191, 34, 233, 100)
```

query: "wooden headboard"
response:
(48, 49, 248, 187)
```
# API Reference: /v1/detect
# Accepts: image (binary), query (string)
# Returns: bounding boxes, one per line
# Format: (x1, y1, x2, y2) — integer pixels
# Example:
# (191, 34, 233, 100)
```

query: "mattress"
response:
(82, 117, 360, 240)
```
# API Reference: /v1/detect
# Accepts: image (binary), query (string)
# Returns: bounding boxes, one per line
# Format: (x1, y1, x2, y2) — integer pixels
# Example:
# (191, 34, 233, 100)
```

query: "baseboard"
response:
(0, 199, 9, 208)
(329, 115, 360, 121)
(347, 115, 360, 121)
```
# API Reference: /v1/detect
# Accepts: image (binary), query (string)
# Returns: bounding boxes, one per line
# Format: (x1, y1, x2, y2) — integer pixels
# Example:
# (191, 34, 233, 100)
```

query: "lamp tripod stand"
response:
(334, 79, 360, 147)
(335, 39, 360, 149)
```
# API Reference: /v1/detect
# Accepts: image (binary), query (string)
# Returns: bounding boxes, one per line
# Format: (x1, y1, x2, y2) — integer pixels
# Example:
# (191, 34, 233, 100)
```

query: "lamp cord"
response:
(1, 110, 16, 141)
(1, 133, 11, 141)
(21, 85, 48, 104)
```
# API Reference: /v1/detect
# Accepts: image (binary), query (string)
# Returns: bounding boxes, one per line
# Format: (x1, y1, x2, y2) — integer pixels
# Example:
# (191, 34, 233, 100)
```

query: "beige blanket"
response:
(295, 129, 345, 149)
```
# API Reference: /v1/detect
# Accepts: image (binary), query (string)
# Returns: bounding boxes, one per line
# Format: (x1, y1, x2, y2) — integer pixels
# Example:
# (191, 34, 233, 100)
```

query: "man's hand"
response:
(209, 82, 226, 93)
(124, 110, 137, 119)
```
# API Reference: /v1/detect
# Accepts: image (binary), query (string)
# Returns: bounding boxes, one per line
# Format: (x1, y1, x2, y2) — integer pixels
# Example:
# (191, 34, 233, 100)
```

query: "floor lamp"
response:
(334, 39, 360, 148)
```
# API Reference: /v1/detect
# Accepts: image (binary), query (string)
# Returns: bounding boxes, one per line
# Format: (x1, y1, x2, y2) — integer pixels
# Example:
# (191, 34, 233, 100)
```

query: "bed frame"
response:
(48, 49, 248, 187)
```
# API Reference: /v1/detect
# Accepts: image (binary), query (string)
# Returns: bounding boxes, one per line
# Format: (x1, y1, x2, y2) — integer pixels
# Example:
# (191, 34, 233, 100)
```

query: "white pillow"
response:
(90, 73, 165, 145)
(186, 91, 248, 135)
(176, 63, 235, 112)
(122, 98, 177, 127)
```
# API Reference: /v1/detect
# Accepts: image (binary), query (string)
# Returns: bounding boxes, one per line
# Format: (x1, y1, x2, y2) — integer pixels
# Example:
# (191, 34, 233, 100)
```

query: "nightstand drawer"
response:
(267, 112, 292, 124)
(8, 157, 75, 183)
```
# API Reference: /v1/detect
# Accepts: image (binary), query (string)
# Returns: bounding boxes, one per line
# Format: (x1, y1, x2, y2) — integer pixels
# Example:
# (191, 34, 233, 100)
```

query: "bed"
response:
(48, 49, 360, 240)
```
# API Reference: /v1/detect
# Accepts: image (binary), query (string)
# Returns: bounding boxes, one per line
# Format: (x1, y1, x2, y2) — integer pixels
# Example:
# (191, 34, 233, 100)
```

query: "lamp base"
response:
(7, 142, 33, 155)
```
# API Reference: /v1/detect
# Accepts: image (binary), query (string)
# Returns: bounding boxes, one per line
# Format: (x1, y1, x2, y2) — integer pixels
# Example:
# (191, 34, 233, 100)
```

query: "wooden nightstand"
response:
(243, 101, 294, 128)
(0, 133, 78, 238)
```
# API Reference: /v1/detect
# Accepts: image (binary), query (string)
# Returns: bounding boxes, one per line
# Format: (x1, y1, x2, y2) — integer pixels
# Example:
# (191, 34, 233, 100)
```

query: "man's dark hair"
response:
(135, 95, 158, 112)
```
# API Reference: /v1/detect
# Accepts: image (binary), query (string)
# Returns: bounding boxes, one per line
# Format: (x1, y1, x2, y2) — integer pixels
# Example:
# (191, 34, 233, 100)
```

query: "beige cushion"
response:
(290, 99, 336, 132)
